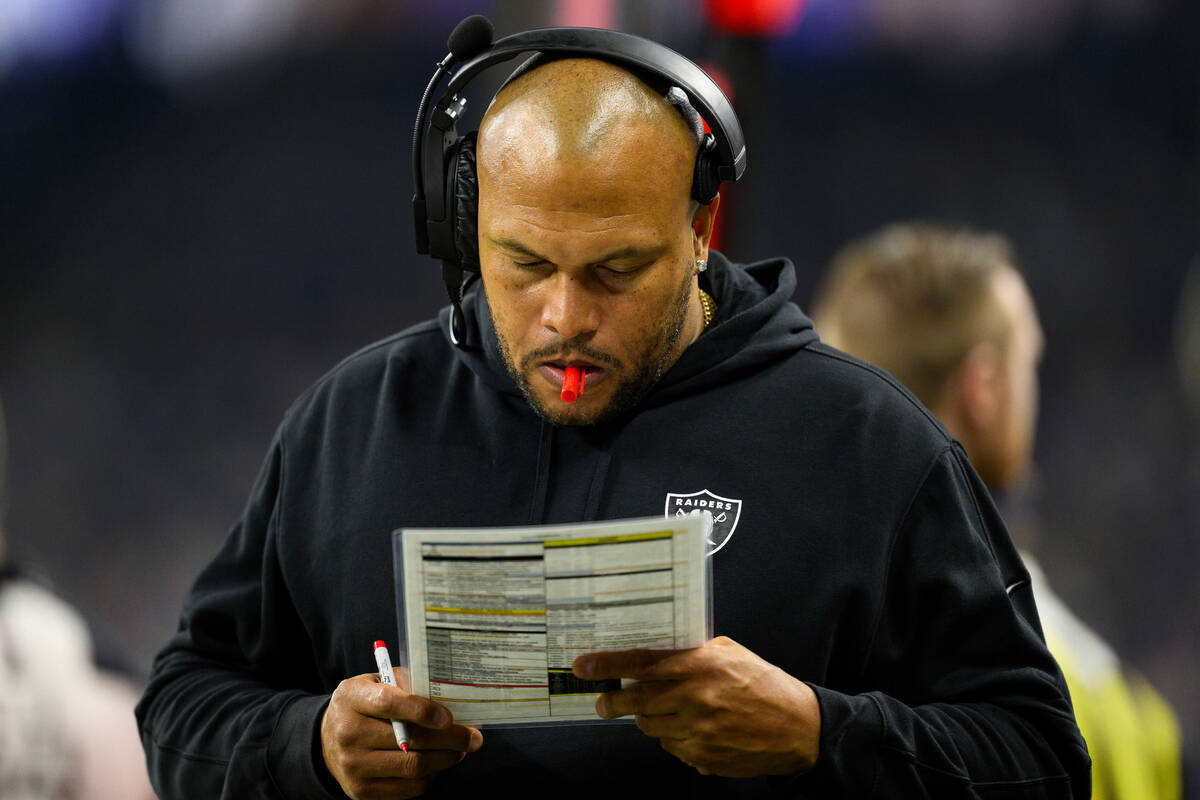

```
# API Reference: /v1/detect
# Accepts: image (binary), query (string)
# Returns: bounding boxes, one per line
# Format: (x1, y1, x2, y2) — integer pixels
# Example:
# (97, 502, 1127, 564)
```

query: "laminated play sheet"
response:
(393, 515, 711, 726)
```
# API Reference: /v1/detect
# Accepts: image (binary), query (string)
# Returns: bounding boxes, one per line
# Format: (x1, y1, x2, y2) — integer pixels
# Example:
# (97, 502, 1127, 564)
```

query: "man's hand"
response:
(573, 636, 820, 778)
(320, 673, 482, 800)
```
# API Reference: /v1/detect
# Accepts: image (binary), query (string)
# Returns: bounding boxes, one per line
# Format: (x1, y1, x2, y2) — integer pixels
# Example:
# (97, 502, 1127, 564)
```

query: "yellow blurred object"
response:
(1027, 556, 1182, 800)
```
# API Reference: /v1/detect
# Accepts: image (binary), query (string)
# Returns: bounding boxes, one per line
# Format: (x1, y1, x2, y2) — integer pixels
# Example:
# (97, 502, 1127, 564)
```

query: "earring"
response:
(696, 258, 708, 273)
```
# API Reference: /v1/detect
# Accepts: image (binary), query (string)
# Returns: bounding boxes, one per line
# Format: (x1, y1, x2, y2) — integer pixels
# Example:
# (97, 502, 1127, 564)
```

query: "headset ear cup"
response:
(691, 132, 720, 205)
(452, 132, 480, 271)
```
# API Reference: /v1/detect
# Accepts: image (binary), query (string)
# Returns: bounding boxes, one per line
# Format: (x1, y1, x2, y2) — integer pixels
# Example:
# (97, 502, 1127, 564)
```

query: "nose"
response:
(540, 271, 601, 341)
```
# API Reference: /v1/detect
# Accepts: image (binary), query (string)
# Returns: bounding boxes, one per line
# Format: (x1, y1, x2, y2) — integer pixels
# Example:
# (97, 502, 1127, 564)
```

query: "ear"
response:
(691, 193, 721, 261)
(957, 341, 1004, 431)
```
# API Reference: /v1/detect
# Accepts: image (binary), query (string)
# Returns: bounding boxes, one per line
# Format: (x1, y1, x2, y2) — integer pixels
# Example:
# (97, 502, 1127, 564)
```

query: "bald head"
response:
(477, 58, 702, 207)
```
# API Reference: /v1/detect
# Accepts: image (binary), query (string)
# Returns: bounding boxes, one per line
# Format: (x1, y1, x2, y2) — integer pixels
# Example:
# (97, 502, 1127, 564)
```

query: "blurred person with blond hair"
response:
(811, 221, 1183, 800)
(0, 393, 155, 800)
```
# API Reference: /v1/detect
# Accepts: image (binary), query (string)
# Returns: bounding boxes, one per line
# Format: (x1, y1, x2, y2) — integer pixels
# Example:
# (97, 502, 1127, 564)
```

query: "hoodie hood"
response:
(439, 251, 817, 411)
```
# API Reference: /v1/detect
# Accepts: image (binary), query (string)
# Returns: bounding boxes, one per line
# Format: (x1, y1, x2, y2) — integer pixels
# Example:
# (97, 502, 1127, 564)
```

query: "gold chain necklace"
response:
(699, 289, 717, 329)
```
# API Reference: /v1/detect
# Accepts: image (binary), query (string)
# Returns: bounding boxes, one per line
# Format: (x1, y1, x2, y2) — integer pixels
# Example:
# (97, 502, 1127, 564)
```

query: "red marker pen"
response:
(373, 640, 410, 752)
(561, 366, 586, 403)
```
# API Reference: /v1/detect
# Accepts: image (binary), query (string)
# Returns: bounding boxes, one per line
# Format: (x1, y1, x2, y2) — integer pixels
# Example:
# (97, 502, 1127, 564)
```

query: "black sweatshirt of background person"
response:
(136, 253, 1091, 798)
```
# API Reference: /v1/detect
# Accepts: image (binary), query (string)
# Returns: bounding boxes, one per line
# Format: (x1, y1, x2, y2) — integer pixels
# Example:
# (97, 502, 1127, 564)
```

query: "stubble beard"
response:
(490, 265, 695, 427)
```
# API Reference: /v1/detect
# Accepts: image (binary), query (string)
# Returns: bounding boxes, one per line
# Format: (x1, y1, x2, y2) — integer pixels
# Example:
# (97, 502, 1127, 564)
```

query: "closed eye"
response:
(597, 263, 648, 278)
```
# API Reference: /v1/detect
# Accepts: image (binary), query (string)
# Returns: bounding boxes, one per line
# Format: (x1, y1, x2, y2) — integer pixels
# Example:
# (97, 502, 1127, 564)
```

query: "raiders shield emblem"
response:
(664, 489, 743, 555)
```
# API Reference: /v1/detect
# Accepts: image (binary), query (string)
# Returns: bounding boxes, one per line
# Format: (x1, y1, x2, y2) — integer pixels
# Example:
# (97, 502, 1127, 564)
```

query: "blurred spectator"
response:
(0, 392, 155, 800)
(810, 221, 1184, 800)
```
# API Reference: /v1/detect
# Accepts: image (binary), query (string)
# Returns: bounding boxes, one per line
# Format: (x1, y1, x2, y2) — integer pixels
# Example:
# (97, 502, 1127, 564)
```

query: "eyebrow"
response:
(488, 236, 661, 265)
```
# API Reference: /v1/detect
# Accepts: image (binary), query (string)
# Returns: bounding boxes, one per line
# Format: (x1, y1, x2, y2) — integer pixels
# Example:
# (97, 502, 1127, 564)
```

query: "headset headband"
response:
(442, 28, 746, 182)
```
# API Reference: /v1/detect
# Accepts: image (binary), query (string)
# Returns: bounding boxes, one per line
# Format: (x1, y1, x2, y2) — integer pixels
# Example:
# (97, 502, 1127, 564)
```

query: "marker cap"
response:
(561, 366, 581, 403)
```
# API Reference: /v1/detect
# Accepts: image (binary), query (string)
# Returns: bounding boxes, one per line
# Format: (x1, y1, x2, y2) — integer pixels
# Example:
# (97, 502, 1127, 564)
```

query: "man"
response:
(137, 49, 1090, 799)
(811, 221, 1182, 799)
(0, 394, 156, 799)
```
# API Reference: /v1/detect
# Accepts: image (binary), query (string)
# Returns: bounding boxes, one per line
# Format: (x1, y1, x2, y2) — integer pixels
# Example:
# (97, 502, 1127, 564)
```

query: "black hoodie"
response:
(137, 253, 1091, 798)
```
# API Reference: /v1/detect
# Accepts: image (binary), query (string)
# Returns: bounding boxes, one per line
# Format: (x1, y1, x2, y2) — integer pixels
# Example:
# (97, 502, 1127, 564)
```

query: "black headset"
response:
(411, 15, 747, 345)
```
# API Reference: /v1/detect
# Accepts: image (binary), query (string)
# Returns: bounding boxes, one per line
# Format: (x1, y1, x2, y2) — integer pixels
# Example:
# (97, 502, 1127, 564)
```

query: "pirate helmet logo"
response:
(664, 489, 743, 555)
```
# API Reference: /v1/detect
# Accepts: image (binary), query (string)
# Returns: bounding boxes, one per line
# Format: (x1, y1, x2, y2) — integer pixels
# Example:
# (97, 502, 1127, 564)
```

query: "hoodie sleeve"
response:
(793, 446, 1092, 798)
(135, 429, 348, 800)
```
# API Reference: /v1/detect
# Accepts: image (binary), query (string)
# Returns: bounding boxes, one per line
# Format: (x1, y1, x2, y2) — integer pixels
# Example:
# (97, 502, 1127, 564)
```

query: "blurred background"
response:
(0, 0, 1196, 789)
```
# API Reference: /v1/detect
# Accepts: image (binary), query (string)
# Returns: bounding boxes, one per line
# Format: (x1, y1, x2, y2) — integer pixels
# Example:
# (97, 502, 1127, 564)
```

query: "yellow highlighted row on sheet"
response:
(543, 530, 674, 548)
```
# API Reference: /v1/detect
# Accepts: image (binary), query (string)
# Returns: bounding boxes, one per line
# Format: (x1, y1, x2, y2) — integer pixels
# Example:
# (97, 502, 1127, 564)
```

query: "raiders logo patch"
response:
(664, 489, 743, 555)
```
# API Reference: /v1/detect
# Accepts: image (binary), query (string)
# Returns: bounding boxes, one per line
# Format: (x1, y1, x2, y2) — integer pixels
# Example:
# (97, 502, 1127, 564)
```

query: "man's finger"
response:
(573, 647, 696, 681)
(349, 747, 469, 780)
(596, 680, 685, 719)
(347, 676, 453, 729)
(633, 712, 689, 740)
(405, 724, 483, 754)
(352, 718, 482, 753)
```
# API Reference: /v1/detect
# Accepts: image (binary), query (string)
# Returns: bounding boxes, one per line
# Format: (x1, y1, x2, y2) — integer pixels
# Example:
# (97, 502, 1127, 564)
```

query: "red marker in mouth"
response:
(561, 366, 586, 403)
